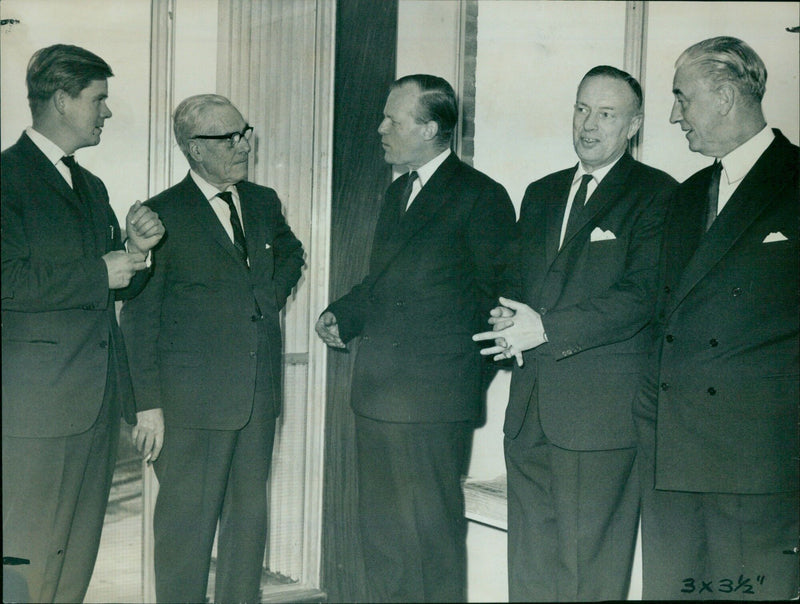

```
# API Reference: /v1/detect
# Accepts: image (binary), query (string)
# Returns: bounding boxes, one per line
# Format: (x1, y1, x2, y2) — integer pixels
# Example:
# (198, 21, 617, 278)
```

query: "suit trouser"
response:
(152, 400, 276, 604)
(505, 394, 639, 602)
(2, 371, 119, 603)
(355, 414, 472, 603)
(635, 410, 800, 600)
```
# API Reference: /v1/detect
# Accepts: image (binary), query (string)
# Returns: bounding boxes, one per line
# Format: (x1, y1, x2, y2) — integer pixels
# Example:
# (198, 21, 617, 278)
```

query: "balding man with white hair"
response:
(121, 94, 304, 603)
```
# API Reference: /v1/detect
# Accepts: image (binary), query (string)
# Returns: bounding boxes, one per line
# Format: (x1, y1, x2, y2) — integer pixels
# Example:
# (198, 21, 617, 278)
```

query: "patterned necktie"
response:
(706, 160, 722, 232)
(399, 171, 419, 214)
(217, 191, 248, 266)
(565, 173, 593, 241)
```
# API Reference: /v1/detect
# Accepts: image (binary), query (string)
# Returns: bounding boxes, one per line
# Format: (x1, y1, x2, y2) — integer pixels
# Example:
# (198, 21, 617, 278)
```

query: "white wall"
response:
(640, 1, 800, 181)
(0, 0, 151, 223)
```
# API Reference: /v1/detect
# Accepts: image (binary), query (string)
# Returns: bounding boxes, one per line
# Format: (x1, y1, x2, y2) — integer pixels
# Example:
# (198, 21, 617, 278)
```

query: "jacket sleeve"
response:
(269, 196, 305, 310)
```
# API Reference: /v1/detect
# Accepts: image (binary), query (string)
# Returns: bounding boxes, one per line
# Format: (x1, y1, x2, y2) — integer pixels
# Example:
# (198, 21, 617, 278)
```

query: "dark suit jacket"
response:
(1, 132, 146, 437)
(503, 153, 676, 450)
(120, 173, 304, 429)
(327, 153, 516, 423)
(650, 130, 799, 494)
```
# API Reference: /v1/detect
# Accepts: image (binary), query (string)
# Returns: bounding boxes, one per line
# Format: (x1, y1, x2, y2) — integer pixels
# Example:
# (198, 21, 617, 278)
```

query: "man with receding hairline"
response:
(121, 93, 304, 603)
(474, 65, 676, 601)
(635, 36, 799, 600)
(2, 43, 164, 602)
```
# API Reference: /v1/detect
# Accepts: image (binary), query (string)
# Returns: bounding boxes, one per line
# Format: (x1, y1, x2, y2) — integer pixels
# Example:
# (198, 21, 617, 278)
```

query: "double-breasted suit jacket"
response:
(2, 132, 144, 437)
(327, 153, 516, 423)
(649, 130, 799, 495)
(120, 174, 304, 428)
(503, 153, 677, 450)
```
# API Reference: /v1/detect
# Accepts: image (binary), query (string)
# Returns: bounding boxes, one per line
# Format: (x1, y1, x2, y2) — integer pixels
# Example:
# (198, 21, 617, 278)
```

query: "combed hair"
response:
(676, 36, 767, 102)
(391, 74, 458, 147)
(580, 65, 643, 111)
(26, 44, 113, 117)
(172, 94, 235, 158)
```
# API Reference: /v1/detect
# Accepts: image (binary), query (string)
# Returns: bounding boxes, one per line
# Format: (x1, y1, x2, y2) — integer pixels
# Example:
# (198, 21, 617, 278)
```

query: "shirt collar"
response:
(190, 169, 238, 200)
(718, 125, 773, 185)
(573, 154, 622, 186)
(26, 127, 71, 166)
(414, 148, 451, 187)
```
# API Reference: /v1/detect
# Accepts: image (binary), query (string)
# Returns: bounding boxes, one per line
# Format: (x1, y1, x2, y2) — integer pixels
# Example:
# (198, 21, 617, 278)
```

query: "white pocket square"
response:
(590, 227, 616, 242)
(762, 231, 788, 243)
(265, 243, 271, 249)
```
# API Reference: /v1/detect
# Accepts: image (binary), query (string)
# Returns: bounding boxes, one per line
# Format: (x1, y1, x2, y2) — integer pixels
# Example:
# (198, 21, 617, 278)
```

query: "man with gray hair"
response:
(635, 36, 799, 599)
(121, 94, 304, 603)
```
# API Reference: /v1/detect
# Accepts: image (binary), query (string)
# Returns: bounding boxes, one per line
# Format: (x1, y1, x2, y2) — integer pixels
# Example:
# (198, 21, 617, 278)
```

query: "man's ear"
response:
(187, 140, 203, 162)
(422, 120, 439, 142)
(627, 112, 643, 140)
(716, 83, 735, 116)
(53, 90, 67, 115)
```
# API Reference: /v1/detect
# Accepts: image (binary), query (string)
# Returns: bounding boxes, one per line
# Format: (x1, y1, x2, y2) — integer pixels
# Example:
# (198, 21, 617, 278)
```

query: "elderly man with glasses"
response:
(121, 94, 304, 604)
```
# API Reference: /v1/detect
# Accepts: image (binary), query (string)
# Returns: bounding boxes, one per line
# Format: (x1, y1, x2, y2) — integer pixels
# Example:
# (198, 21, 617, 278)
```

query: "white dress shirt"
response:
(190, 170, 246, 242)
(716, 125, 773, 214)
(405, 148, 452, 210)
(26, 126, 74, 186)
(558, 155, 621, 250)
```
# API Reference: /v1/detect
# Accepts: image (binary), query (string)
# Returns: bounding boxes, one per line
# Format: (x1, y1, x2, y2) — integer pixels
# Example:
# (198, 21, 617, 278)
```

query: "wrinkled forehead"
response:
(198, 103, 246, 132)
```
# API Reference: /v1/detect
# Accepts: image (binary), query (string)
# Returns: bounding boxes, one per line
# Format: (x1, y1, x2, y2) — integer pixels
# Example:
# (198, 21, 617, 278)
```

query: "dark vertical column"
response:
(322, 1, 397, 601)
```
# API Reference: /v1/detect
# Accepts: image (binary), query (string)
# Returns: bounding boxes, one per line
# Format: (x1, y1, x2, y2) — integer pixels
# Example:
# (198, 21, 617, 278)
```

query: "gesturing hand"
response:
(472, 297, 548, 366)
(125, 200, 165, 254)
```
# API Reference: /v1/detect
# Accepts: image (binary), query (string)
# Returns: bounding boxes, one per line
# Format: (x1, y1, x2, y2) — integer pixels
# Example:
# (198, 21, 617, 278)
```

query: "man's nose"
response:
(669, 100, 681, 124)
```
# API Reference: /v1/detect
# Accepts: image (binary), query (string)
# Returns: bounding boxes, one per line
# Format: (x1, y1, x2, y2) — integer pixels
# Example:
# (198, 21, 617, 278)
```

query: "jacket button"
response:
(665, 334, 674, 343)
(660, 382, 670, 391)
(709, 338, 718, 347)
(540, 307, 547, 314)
(392, 342, 399, 348)
(82, 304, 93, 310)
(732, 287, 743, 297)
(707, 387, 716, 395)
(99, 340, 108, 349)
(663, 286, 671, 294)
(249, 351, 256, 358)
(395, 300, 405, 308)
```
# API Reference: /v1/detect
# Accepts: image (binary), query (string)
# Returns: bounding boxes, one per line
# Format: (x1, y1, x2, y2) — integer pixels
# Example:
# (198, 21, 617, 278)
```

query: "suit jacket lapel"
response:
(20, 134, 98, 252)
(369, 154, 460, 281)
(669, 136, 790, 311)
(184, 175, 249, 268)
(557, 154, 634, 257)
(544, 169, 575, 268)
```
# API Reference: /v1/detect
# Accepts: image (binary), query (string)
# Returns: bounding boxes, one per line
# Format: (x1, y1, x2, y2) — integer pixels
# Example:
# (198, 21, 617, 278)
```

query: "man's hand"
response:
(103, 250, 147, 289)
(125, 200, 165, 254)
(132, 408, 165, 464)
(315, 311, 346, 349)
(472, 297, 548, 366)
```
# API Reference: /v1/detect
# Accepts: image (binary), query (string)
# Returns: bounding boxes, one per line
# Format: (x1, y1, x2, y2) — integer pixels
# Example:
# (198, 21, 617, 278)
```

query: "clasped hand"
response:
(125, 200, 165, 255)
(472, 297, 547, 367)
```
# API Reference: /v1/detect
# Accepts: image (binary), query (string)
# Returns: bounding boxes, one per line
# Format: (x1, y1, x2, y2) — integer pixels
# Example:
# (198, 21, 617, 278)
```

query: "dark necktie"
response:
(706, 160, 722, 232)
(565, 173, 593, 242)
(399, 171, 419, 215)
(217, 191, 248, 266)
(61, 155, 92, 208)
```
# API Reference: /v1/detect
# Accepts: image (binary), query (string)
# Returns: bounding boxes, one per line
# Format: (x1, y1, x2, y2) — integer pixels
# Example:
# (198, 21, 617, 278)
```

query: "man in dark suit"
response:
(474, 66, 676, 601)
(120, 94, 304, 603)
(634, 36, 799, 600)
(1, 44, 164, 602)
(315, 74, 515, 602)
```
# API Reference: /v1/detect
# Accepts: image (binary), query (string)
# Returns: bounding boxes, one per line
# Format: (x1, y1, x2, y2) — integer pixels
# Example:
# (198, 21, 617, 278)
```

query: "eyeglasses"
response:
(191, 125, 254, 148)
